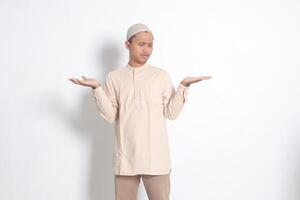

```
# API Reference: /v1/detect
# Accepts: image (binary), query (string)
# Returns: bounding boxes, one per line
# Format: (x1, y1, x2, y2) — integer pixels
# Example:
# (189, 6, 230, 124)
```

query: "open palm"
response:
(181, 76, 212, 87)
(68, 76, 100, 89)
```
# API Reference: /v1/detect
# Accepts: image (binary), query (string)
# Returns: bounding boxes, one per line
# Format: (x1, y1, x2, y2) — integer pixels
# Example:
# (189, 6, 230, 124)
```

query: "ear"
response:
(125, 41, 130, 50)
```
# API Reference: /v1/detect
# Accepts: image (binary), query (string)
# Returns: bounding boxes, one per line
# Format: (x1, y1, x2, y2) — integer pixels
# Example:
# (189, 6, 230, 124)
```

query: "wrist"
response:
(181, 81, 189, 87)
(92, 84, 100, 89)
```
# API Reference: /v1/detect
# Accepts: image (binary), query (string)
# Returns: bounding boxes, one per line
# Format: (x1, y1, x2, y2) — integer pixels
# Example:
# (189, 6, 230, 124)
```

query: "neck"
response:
(128, 60, 146, 68)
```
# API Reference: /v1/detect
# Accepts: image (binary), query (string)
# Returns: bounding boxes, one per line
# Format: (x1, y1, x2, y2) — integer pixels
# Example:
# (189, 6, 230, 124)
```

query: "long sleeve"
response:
(92, 72, 119, 123)
(162, 71, 189, 120)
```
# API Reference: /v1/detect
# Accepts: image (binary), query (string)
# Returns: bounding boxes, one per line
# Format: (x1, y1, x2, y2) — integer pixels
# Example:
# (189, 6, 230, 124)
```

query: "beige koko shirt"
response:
(92, 63, 189, 175)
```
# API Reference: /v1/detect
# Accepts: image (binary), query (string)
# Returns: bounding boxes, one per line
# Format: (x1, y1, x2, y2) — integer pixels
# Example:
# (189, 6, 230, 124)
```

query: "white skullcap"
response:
(126, 23, 153, 41)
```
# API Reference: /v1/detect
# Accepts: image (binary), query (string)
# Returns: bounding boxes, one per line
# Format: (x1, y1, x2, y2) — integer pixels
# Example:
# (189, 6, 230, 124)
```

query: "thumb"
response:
(81, 75, 88, 80)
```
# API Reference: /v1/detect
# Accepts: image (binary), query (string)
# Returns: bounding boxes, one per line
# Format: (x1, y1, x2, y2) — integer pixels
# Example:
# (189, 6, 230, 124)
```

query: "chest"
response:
(117, 71, 164, 105)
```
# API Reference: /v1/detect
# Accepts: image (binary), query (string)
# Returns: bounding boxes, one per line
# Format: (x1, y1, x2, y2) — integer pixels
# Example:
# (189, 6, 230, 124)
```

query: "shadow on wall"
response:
(67, 40, 121, 200)
(295, 140, 300, 200)
(88, 41, 121, 200)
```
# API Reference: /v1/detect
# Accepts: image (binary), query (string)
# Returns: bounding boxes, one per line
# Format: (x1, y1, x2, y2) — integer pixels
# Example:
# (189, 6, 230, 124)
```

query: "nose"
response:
(143, 46, 151, 54)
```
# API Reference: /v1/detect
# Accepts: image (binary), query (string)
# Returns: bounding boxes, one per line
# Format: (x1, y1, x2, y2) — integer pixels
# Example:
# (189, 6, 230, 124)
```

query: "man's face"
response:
(125, 31, 154, 64)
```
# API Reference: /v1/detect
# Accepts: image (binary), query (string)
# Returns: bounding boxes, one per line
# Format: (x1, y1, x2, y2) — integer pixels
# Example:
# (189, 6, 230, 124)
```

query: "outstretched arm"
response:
(163, 73, 212, 120)
(91, 73, 119, 123)
(68, 74, 119, 123)
(162, 72, 189, 120)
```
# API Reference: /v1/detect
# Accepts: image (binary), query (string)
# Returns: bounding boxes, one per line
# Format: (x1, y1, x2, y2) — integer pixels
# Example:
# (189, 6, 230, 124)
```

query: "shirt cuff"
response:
(92, 86, 104, 96)
(177, 83, 189, 103)
(179, 82, 189, 89)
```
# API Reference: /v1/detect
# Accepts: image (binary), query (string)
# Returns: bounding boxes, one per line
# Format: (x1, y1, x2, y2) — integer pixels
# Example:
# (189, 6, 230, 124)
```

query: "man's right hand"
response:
(68, 76, 100, 89)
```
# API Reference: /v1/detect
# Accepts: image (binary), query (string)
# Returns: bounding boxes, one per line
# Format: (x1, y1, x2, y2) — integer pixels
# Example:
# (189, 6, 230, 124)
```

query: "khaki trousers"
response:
(115, 172, 171, 200)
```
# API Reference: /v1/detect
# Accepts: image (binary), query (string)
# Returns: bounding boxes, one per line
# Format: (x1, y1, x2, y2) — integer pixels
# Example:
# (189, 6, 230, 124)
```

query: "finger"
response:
(77, 78, 89, 86)
(203, 76, 212, 79)
(69, 78, 78, 84)
(195, 76, 211, 81)
(192, 79, 203, 83)
(75, 78, 83, 84)
(81, 75, 88, 80)
(190, 78, 207, 83)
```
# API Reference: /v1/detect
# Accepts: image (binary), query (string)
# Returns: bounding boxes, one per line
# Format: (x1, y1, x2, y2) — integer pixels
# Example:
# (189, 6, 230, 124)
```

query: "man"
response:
(69, 23, 212, 200)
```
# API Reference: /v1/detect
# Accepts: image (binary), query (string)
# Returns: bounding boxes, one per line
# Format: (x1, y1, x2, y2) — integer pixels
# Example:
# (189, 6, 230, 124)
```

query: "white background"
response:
(1, 0, 299, 199)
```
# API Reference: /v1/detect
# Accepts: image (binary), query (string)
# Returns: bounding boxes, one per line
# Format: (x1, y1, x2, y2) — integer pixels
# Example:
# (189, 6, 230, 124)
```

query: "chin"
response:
(137, 59, 147, 64)
(141, 57, 149, 62)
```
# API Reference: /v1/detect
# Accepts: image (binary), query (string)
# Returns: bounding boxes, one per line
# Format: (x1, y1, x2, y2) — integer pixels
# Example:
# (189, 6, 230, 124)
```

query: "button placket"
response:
(133, 69, 136, 105)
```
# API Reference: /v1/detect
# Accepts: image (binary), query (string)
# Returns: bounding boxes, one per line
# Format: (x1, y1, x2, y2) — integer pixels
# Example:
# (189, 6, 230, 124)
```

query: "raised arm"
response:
(69, 73, 119, 123)
(162, 72, 189, 120)
(92, 73, 119, 123)
(162, 71, 212, 120)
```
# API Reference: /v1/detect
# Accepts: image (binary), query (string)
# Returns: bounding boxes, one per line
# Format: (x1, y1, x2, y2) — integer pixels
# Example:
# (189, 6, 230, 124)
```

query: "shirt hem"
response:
(114, 168, 172, 176)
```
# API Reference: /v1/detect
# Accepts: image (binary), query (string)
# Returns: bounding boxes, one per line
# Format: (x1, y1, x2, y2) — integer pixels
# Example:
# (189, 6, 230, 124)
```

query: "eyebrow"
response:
(138, 42, 153, 44)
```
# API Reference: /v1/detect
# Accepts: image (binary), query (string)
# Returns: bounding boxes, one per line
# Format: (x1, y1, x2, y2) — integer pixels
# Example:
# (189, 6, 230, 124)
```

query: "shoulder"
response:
(147, 64, 170, 78)
(108, 67, 124, 76)
(105, 66, 127, 81)
(149, 65, 173, 84)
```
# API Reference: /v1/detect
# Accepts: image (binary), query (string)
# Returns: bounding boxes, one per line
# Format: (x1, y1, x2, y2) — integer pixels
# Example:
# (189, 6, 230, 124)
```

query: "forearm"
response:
(92, 86, 118, 123)
(163, 83, 189, 120)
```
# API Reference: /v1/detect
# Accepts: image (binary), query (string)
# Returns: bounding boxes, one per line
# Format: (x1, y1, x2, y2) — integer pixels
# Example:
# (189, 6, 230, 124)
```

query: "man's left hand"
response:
(181, 76, 212, 87)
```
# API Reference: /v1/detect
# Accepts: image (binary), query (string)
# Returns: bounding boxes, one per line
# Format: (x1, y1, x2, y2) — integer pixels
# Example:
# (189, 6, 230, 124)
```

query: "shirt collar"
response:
(126, 63, 149, 70)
